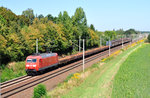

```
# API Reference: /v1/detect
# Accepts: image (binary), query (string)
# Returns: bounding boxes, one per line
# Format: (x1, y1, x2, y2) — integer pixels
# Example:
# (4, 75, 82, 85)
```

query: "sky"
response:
(0, 0, 150, 31)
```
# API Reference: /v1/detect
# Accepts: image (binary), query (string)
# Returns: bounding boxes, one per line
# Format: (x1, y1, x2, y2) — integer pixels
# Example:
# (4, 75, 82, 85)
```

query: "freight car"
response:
(25, 38, 131, 75)
(25, 53, 58, 75)
(106, 38, 131, 46)
(59, 38, 131, 64)
(59, 46, 109, 64)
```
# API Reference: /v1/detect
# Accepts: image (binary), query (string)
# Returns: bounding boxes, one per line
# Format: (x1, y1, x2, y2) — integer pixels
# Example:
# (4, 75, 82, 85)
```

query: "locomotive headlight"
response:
(33, 65, 36, 67)
(26, 65, 29, 67)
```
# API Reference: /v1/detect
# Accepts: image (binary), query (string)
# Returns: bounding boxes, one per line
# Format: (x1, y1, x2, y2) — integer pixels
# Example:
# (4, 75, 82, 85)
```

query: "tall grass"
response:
(112, 44, 150, 97)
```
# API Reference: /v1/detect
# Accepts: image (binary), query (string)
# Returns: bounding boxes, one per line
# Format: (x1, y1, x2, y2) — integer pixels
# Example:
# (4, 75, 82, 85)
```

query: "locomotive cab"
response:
(25, 56, 41, 74)
(26, 58, 38, 70)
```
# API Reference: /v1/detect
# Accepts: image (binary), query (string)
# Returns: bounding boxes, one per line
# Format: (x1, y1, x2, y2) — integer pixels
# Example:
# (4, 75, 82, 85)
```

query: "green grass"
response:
(111, 44, 150, 98)
(60, 43, 142, 98)
(0, 61, 26, 82)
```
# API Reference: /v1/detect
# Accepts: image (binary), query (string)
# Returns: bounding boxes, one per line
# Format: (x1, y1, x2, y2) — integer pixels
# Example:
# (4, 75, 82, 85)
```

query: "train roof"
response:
(27, 53, 57, 59)
(39, 53, 57, 58)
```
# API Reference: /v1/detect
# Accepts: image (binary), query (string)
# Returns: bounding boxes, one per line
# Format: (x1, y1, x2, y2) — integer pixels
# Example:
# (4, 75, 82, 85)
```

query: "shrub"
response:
(1, 61, 26, 82)
(33, 84, 46, 98)
(148, 34, 150, 43)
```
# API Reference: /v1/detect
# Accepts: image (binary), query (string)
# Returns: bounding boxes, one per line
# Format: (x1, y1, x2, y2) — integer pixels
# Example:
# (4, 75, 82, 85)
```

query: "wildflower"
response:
(72, 73, 80, 80)
(101, 58, 107, 62)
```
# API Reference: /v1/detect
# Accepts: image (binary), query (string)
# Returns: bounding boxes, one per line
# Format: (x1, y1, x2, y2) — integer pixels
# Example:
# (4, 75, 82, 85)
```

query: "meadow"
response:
(111, 44, 150, 97)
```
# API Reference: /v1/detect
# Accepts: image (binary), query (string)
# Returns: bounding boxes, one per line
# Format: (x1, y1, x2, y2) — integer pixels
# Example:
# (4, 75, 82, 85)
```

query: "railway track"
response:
(0, 76, 31, 89)
(0, 41, 135, 98)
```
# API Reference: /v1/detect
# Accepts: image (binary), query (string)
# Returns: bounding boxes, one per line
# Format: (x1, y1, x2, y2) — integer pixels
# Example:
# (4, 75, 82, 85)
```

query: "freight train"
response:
(25, 38, 131, 75)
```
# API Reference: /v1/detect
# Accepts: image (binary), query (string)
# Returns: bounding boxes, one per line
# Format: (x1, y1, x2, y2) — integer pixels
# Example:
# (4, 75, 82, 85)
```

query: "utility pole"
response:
(36, 39, 38, 54)
(139, 33, 140, 41)
(79, 36, 81, 52)
(130, 34, 132, 45)
(122, 35, 124, 49)
(109, 37, 111, 56)
(83, 39, 85, 72)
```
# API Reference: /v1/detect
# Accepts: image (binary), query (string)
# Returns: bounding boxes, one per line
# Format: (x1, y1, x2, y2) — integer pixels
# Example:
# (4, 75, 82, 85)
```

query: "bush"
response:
(1, 61, 26, 82)
(148, 34, 150, 42)
(33, 84, 47, 98)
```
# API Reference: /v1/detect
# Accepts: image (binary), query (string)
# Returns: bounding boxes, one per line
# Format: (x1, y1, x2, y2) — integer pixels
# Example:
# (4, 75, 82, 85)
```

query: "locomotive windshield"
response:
(32, 59, 37, 63)
(27, 59, 37, 63)
(27, 59, 32, 62)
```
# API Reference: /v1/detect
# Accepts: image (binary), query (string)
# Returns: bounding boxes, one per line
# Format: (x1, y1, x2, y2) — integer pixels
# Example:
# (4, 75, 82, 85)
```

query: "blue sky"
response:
(0, 0, 150, 31)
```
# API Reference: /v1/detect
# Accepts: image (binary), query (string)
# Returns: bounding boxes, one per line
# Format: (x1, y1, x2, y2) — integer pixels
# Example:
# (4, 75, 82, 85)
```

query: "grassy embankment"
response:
(111, 43, 150, 97)
(0, 61, 26, 82)
(48, 40, 145, 98)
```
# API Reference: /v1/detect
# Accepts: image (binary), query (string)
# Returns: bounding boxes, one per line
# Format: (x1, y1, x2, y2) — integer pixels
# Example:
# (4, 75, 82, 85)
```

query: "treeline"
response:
(0, 7, 139, 65)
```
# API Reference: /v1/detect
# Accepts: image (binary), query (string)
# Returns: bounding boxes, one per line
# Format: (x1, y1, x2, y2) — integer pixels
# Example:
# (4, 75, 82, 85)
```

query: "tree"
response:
(124, 29, 138, 35)
(87, 28, 99, 47)
(38, 14, 44, 20)
(0, 7, 30, 64)
(4, 32, 25, 61)
(90, 24, 95, 31)
(72, 7, 87, 25)
(0, 35, 7, 53)
(45, 21, 68, 52)
(0, 34, 8, 65)
(0, 7, 17, 23)
(1, 6, 135, 66)
(17, 15, 30, 27)
(0, 15, 7, 36)
(22, 8, 35, 24)
(62, 11, 70, 23)
(72, 7, 88, 39)
(56, 12, 63, 23)
(46, 14, 54, 21)
(116, 29, 124, 35)
(104, 31, 117, 40)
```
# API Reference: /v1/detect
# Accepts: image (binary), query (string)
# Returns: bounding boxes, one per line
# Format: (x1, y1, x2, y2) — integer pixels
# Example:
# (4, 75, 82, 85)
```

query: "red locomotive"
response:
(25, 53, 58, 75)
